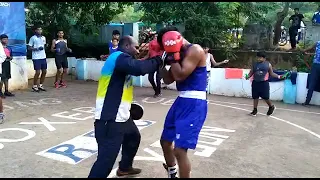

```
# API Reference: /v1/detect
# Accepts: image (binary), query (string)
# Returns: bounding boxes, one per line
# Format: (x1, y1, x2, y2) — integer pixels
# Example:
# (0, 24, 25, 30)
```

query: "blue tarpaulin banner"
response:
(0, 2, 26, 56)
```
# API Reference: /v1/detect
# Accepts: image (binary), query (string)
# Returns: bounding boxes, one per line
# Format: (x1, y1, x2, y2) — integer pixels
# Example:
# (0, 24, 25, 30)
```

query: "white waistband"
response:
(179, 91, 207, 100)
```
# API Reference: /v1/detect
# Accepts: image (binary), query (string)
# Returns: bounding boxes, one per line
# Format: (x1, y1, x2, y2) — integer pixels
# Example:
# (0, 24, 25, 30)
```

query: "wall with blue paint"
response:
(100, 24, 124, 43)
(100, 23, 140, 44)
(123, 23, 139, 41)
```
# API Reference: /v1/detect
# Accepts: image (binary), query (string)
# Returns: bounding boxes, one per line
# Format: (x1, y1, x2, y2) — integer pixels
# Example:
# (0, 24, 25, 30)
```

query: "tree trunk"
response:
(273, 2, 290, 45)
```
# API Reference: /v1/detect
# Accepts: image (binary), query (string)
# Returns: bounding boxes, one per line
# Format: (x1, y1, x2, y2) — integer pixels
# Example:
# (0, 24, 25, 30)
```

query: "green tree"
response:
(273, 2, 290, 45)
(140, 2, 277, 48)
(25, 2, 132, 37)
(112, 3, 144, 23)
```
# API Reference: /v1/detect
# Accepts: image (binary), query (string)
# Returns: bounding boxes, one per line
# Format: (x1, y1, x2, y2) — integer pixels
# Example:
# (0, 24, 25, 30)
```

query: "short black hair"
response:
(118, 36, 133, 49)
(0, 34, 8, 39)
(33, 25, 42, 31)
(257, 51, 266, 58)
(112, 30, 120, 35)
(201, 40, 211, 49)
(294, 8, 299, 11)
(112, 37, 119, 42)
(157, 26, 180, 49)
(57, 30, 64, 33)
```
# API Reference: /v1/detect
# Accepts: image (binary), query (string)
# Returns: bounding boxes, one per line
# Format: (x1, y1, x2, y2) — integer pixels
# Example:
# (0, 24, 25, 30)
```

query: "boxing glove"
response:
(38, 46, 44, 51)
(149, 39, 162, 58)
(162, 31, 183, 61)
(161, 51, 177, 66)
(150, 39, 161, 52)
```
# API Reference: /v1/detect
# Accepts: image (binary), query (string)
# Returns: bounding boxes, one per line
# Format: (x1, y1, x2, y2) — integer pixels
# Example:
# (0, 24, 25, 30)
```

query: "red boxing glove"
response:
(149, 39, 162, 58)
(162, 31, 183, 61)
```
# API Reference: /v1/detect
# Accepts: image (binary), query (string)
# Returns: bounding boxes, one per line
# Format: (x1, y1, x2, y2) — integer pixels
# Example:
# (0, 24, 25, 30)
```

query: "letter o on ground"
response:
(0, 128, 36, 149)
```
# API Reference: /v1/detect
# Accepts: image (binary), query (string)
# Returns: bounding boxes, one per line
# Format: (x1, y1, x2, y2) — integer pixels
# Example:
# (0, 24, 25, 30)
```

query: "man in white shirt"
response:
(28, 25, 47, 92)
(203, 46, 229, 91)
(0, 42, 6, 123)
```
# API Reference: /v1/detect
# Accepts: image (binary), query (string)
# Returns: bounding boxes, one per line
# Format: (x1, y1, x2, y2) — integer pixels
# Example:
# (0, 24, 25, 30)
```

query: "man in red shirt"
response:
(142, 34, 164, 97)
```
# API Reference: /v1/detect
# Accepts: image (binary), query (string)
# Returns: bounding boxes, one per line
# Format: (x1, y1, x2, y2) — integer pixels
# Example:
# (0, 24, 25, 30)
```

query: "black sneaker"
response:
(38, 86, 46, 91)
(153, 93, 162, 98)
(116, 167, 141, 177)
(267, 105, 276, 116)
(32, 86, 40, 92)
(250, 109, 258, 116)
(4, 91, 14, 97)
(302, 102, 310, 106)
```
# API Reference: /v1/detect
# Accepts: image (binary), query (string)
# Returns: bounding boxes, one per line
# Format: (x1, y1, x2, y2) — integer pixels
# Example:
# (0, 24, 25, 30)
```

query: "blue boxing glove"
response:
(38, 47, 44, 51)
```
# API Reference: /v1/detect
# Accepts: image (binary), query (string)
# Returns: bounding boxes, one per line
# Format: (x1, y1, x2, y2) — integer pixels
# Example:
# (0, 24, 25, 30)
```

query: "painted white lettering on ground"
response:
(72, 107, 95, 114)
(0, 106, 93, 150)
(51, 111, 93, 121)
(3, 105, 14, 111)
(3, 98, 62, 110)
(19, 117, 76, 132)
(147, 126, 235, 158)
(13, 100, 42, 107)
(13, 98, 62, 108)
(36, 120, 156, 165)
(161, 99, 175, 106)
(142, 97, 237, 158)
(134, 148, 165, 162)
(142, 97, 166, 104)
(0, 128, 36, 149)
(38, 98, 62, 105)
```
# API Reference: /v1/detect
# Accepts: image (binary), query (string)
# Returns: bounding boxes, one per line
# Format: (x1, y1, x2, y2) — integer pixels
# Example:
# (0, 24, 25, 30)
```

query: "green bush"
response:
(295, 53, 313, 73)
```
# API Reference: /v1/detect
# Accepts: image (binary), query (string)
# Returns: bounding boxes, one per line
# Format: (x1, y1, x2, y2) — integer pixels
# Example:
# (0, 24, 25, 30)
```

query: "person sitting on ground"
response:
(0, 34, 14, 97)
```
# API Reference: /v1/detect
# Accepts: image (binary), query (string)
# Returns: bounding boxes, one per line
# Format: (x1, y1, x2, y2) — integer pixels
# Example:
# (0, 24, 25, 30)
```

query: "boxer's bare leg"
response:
(160, 140, 176, 166)
(174, 148, 191, 178)
(161, 140, 178, 178)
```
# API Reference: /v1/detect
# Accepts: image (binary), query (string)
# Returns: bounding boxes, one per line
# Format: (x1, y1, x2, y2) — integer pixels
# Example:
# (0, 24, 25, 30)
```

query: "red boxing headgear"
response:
(162, 31, 183, 61)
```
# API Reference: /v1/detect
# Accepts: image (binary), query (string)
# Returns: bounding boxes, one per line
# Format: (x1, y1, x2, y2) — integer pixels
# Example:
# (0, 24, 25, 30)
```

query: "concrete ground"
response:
(0, 76, 320, 178)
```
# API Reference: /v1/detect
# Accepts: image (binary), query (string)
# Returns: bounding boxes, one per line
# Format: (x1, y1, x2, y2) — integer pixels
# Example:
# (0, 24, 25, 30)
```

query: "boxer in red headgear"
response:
(157, 27, 208, 178)
(141, 34, 164, 98)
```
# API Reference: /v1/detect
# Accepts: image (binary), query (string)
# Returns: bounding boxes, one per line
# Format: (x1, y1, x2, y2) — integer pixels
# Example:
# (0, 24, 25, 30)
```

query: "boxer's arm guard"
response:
(115, 53, 163, 76)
